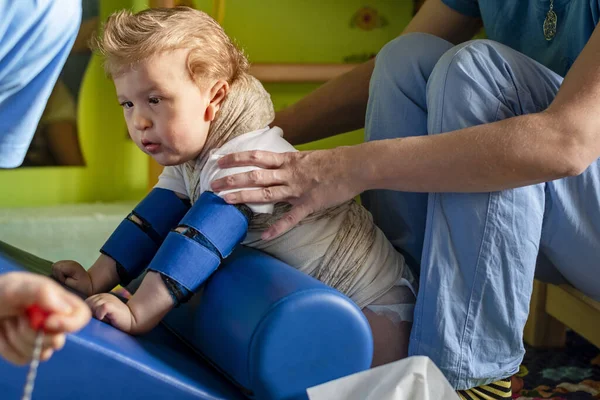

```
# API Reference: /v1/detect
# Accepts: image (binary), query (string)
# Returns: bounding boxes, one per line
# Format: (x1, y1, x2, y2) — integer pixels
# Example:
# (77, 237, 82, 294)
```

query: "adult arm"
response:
(277, 0, 483, 145)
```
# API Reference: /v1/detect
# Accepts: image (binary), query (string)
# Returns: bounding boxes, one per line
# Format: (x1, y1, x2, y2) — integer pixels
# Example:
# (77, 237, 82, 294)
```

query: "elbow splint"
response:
(100, 188, 190, 284)
(148, 191, 250, 293)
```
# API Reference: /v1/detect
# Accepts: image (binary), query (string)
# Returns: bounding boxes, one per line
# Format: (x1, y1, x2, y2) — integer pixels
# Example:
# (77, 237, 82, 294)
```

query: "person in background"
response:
(0, 0, 90, 364)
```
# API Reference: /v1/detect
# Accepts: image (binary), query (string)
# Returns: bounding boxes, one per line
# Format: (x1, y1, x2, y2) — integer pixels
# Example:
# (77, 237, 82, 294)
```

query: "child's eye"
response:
(120, 101, 134, 109)
(149, 97, 161, 105)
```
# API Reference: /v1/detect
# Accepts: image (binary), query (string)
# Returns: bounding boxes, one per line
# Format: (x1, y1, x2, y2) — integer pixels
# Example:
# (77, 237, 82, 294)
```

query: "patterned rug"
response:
(515, 331, 600, 399)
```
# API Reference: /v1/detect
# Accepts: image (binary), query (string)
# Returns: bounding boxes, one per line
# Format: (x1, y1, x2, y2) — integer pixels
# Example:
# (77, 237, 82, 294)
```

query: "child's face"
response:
(114, 49, 218, 166)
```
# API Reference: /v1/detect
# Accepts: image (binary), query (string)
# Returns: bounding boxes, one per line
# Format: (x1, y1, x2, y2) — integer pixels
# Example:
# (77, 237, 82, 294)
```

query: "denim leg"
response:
(408, 40, 564, 389)
(542, 169, 600, 301)
(362, 33, 454, 266)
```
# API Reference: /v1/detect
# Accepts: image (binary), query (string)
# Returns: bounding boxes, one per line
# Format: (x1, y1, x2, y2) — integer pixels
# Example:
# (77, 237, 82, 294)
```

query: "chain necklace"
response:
(543, 0, 557, 41)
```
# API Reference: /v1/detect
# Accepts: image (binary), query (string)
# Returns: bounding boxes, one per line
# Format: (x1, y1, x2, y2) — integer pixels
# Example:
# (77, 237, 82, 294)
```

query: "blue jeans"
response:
(362, 33, 600, 389)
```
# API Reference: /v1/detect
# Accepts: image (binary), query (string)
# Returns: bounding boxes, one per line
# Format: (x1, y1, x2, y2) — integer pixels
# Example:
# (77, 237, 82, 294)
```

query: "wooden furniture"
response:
(524, 280, 600, 349)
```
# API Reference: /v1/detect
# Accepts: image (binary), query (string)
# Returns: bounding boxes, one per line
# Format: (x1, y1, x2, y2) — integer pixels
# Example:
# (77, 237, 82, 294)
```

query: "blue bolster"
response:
(179, 192, 248, 258)
(100, 188, 190, 282)
(160, 247, 374, 400)
(147, 192, 249, 293)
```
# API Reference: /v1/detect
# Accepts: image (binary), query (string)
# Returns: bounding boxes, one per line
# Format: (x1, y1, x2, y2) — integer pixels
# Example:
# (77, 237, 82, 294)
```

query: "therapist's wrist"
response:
(341, 142, 379, 195)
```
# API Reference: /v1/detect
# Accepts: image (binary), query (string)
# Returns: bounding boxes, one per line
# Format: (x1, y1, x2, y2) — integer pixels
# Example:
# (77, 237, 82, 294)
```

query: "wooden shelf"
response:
(249, 63, 358, 83)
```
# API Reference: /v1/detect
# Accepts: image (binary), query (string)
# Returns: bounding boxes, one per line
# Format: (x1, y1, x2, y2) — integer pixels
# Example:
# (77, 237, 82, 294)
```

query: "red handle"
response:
(25, 305, 50, 331)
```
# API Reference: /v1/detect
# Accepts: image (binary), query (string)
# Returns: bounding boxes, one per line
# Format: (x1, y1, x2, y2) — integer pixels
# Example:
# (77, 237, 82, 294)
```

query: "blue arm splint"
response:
(148, 191, 250, 297)
(100, 188, 190, 284)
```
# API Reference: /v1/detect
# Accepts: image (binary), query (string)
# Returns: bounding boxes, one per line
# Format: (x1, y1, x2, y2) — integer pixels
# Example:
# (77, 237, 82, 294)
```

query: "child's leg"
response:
(363, 308, 412, 367)
(362, 284, 416, 367)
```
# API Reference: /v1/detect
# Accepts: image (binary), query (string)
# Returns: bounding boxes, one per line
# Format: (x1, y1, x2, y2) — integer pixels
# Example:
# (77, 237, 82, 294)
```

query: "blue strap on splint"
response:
(179, 192, 249, 258)
(100, 188, 190, 282)
(148, 191, 249, 293)
(131, 188, 191, 240)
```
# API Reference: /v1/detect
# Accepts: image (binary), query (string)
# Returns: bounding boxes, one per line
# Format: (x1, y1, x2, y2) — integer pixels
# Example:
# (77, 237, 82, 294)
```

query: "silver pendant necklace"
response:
(543, 0, 557, 41)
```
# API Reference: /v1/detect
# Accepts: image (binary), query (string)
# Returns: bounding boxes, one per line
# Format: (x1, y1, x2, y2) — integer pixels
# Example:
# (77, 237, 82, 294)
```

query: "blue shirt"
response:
(0, 0, 81, 168)
(442, 0, 600, 77)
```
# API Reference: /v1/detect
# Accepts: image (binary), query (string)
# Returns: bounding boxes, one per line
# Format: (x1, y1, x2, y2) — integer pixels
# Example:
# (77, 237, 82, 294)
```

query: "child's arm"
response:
(85, 192, 251, 335)
(52, 187, 190, 297)
(85, 271, 174, 335)
(52, 255, 119, 297)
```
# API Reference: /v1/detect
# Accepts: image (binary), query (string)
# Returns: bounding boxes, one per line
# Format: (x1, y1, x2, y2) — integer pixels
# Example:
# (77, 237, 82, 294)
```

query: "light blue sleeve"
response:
(0, 0, 81, 168)
(441, 0, 481, 18)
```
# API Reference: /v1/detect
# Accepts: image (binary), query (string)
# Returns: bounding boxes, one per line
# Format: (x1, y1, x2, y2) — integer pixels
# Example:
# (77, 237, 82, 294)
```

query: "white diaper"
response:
(365, 266, 418, 323)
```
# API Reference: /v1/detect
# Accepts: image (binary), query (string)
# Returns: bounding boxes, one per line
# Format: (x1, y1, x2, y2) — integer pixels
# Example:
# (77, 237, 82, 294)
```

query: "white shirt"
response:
(155, 126, 295, 214)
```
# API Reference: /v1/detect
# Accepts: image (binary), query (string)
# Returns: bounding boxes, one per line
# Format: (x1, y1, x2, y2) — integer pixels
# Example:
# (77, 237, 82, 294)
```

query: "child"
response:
(52, 6, 416, 367)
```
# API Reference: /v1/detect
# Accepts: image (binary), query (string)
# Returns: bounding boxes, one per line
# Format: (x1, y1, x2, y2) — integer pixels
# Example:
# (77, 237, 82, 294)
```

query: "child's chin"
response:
(155, 154, 192, 167)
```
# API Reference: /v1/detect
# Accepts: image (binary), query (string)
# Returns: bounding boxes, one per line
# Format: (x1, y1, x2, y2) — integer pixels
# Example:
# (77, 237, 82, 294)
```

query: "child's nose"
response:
(133, 113, 152, 131)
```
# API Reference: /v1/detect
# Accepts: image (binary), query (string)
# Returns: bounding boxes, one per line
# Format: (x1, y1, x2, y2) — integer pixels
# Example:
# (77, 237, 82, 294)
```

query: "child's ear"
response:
(205, 80, 229, 121)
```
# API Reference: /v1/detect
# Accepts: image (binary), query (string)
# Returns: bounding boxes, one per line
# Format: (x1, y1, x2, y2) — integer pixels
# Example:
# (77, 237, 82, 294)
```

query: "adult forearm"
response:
(358, 111, 582, 193)
(275, 59, 375, 145)
(276, 0, 482, 146)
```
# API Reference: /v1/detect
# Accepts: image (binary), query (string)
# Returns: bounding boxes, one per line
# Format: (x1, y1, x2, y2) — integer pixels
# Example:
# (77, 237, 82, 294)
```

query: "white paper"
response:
(307, 356, 460, 400)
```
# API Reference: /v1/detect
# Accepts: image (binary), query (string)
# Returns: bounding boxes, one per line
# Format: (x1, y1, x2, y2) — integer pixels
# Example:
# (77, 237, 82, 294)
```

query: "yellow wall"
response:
(0, 0, 412, 208)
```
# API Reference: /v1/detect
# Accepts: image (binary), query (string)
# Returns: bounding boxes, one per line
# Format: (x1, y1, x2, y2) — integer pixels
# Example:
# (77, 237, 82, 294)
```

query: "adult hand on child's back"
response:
(211, 147, 367, 240)
(52, 260, 93, 297)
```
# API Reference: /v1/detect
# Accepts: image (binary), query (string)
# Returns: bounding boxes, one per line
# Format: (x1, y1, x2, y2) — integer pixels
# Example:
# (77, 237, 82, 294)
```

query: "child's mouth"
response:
(141, 140, 161, 153)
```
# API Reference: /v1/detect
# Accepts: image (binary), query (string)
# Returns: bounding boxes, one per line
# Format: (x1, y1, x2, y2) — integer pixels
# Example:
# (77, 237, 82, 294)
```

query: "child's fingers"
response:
(85, 295, 109, 321)
(51, 260, 84, 280)
(51, 261, 92, 296)
(51, 261, 76, 284)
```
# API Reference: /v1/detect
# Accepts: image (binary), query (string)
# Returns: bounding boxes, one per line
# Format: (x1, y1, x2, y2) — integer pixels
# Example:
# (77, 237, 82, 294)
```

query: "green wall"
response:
(0, 0, 411, 208)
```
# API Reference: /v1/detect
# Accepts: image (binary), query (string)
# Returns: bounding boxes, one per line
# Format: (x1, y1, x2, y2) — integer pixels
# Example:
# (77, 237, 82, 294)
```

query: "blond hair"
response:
(93, 6, 246, 83)
(93, 7, 274, 160)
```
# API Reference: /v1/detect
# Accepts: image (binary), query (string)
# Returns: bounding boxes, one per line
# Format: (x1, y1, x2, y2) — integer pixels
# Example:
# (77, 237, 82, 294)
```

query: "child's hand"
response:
(52, 260, 93, 297)
(0, 272, 91, 365)
(86, 293, 133, 333)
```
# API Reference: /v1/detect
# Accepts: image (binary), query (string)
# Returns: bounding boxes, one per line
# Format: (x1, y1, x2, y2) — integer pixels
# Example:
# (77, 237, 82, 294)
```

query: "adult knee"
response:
(426, 40, 514, 133)
(372, 33, 454, 93)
